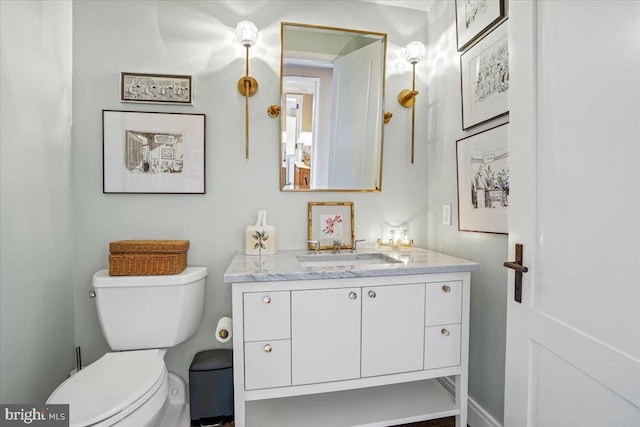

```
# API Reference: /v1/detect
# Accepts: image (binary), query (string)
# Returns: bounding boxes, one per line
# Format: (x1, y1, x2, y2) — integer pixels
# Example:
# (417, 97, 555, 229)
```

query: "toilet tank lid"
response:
(93, 266, 207, 288)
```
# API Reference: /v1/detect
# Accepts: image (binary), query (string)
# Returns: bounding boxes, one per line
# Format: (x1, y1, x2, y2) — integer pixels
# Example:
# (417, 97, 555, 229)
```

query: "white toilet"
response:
(47, 267, 208, 427)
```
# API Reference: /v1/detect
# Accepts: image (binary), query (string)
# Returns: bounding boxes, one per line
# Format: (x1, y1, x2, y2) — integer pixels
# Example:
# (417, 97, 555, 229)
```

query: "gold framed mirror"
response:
(280, 22, 387, 192)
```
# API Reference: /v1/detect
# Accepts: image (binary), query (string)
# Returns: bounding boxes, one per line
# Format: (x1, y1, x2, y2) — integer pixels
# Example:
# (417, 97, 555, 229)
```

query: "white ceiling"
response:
(357, 0, 435, 13)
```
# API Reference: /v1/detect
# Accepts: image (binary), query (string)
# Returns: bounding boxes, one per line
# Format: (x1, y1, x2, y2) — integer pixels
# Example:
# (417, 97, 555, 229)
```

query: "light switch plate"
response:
(443, 204, 452, 226)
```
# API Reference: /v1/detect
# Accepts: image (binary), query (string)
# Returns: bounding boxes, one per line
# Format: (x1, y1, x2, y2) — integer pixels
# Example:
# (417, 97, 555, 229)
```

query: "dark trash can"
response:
(189, 349, 233, 426)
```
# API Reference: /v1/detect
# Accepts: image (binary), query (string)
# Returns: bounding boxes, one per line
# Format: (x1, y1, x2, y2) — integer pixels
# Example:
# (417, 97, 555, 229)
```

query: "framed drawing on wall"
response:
(460, 20, 509, 130)
(120, 72, 192, 104)
(456, 123, 509, 234)
(102, 110, 206, 194)
(308, 202, 355, 250)
(455, 0, 505, 52)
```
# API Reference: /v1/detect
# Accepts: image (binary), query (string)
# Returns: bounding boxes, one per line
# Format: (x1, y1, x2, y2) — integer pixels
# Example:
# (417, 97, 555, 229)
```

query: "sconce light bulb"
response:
(236, 20, 258, 47)
(405, 41, 426, 64)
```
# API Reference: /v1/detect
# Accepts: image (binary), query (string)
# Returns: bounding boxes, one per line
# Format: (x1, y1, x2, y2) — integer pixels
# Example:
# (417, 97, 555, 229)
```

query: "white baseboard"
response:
(437, 377, 503, 427)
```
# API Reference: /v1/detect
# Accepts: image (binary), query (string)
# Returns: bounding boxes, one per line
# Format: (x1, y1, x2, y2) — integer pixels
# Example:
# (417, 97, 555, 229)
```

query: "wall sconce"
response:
(236, 20, 259, 159)
(398, 41, 425, 164)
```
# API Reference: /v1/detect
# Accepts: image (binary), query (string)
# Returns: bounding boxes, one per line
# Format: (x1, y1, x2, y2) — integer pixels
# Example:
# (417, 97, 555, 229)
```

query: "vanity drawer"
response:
(425, 281, 462, 326)
(244, 339, 291, 390)
(243, 291, 290, 342)
(424, 324, 461, 370)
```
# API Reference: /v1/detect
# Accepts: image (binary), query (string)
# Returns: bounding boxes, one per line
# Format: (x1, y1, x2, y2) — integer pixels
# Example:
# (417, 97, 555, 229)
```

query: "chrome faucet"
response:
(352, 239, 365, 253)
(332, 240, 343, 254)
(307, 240, 320, 254)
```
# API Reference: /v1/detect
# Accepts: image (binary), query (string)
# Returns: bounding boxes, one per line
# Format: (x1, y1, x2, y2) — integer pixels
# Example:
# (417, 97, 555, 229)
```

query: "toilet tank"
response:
(92, 267, 207, 351)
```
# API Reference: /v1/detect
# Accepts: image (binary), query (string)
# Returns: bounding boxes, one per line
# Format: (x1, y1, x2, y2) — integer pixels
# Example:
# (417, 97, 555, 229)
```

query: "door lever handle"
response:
(503, 261, 528, 273)
(504, 243, 529, 303)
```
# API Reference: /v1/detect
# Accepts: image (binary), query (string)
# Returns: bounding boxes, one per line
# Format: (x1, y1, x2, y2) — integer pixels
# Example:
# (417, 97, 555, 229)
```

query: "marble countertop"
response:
(223, 247, 479, 283)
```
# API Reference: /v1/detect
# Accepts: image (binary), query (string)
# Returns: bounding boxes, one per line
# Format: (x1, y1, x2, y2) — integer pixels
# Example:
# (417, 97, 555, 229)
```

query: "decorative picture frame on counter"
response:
(456, 122, 509, 234)
(308, 202, 355, 250)
(460, 20, 509, 130)
(102, 110, 206, 194)
(455, 0, 505, 52)
(120, 72, 192, 104)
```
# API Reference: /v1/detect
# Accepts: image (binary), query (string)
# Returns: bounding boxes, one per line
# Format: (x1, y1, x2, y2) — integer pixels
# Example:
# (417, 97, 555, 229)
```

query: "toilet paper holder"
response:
(216, 316, 233, 343)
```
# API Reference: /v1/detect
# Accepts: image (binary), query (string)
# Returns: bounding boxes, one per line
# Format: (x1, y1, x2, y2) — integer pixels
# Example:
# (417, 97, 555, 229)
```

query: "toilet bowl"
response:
(47, 267, 207, 427)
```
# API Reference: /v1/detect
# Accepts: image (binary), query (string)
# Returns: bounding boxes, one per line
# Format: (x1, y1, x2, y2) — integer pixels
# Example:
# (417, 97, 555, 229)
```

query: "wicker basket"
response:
(109, 240, 189, 276)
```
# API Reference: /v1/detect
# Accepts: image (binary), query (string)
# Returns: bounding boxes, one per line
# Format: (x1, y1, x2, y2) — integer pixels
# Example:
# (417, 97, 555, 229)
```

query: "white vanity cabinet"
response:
(230, 271, 472, 427)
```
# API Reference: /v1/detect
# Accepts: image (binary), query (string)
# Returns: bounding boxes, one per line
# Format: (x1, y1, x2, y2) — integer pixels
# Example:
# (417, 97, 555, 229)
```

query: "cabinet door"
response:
(291, 288, 361, 385)
(424, 324, 461, 370)
(425, 281, 462, 326)
(361, 283, 425, 377)
(244, 339, 291, 390)
(244, 291, 290, 342)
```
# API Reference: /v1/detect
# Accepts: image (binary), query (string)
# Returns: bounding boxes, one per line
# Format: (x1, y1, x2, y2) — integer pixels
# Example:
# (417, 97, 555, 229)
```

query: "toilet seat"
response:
(47, 349, 167, 426)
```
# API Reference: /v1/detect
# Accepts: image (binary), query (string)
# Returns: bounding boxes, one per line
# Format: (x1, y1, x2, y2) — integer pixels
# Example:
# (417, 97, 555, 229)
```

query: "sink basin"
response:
(296, 253, 402, 268)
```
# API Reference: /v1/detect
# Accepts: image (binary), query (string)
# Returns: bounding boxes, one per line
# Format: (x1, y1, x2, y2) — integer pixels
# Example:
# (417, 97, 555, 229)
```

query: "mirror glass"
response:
(280, 23, 387, 191)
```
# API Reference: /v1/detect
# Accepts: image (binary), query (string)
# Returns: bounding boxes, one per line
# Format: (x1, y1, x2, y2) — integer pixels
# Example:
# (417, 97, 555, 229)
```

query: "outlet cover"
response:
(443, 204, 452, 226)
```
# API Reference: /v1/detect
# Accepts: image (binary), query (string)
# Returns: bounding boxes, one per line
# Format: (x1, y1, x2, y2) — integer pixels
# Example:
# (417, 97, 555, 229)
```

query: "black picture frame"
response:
(102, 110, 205, 194)
(455, 0, 505, 52)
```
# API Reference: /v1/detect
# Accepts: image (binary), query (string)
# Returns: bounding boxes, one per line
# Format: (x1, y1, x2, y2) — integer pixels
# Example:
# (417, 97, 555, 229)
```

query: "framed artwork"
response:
(102, 110, 206, 194)
(120, 72, 192, 104)
(456, 122, 509, 234)
(455, 0, 505, 52)
(460, 20, 509, 130)
(308, 202, 355, 250)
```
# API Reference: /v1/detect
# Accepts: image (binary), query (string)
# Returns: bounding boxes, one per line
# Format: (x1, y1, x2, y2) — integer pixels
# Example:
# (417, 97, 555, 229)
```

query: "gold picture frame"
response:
(308, 202, 355, 250)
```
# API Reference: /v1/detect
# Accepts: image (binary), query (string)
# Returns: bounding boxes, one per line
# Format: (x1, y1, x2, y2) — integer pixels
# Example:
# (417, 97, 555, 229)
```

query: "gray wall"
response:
(0, 0, 75, 403)
(71, 0, 429, 385)
(426, 1, 509, 423)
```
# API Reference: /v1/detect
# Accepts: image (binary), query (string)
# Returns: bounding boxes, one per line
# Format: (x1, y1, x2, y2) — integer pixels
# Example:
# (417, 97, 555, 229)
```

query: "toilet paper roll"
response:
(216, 316, 232, 343)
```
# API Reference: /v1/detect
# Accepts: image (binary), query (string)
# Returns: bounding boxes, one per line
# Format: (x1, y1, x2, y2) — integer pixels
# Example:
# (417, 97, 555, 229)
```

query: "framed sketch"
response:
(460, 20, 509, 130)
(102, 110, 205, 194)
(456, 123, 509, 234)
(308, 202, 355, 250)
(455, 0, 505, 52)
(120, 72, 192, 104)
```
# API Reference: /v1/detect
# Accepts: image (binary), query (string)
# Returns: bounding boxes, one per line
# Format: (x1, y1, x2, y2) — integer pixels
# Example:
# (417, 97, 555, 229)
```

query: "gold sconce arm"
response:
(236, 21, 259, 159)
(398, 89, 419, 107)
(398, 42, 425, 164)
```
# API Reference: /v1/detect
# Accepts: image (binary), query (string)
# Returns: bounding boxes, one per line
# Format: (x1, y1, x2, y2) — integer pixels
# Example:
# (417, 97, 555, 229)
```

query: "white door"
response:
(291, 288, 361, 385)
(361, 283, 425, 377)
(328, 40, 383, 189)
(505, 2, 640, 425)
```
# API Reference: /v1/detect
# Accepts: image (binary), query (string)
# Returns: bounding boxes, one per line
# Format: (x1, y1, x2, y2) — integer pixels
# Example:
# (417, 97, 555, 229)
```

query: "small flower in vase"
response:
(253, 230, 269, 267)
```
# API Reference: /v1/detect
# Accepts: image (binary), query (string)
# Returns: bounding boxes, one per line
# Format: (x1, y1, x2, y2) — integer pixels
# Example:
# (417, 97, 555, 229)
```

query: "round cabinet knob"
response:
(441, 328, 450, 336)
(264, 344, 272, 353)
(263, 296, 271, 304)
(349, 291, 358, 300)
(368, 290, 377, 298)
(442, 285, 451, 293)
